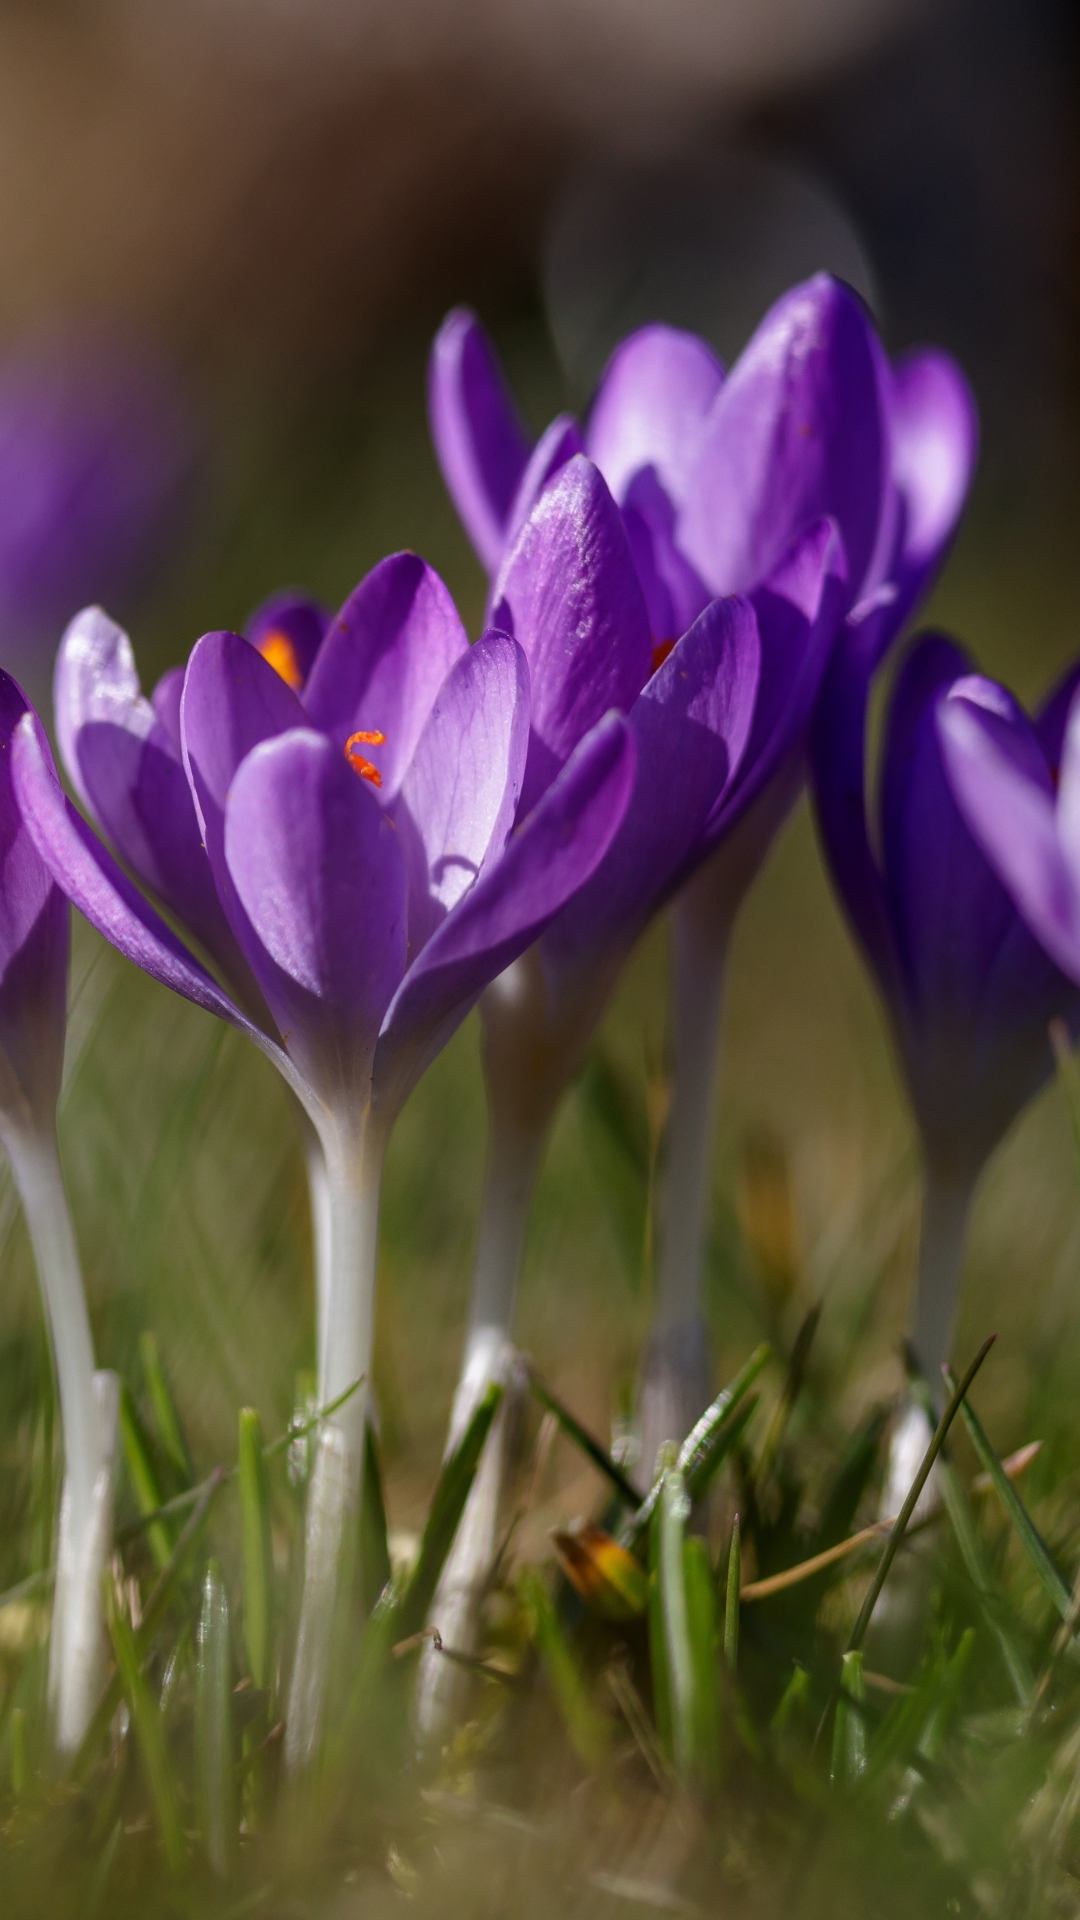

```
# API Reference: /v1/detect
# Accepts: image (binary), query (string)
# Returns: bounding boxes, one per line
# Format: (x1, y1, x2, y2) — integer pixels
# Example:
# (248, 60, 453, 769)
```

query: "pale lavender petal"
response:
(587, 324, 724, 507)
(150, 666, 184, 755)
(302, 553, 468, 798)
(12, 708, 259, 1036)
(491, 455, 652, 812)
(374, 712, 635, 1111)
(54, 608, 234, 965)
(679, 274, 889, 603)
(889, 348, 978, 610)
(501, 415, 586, 558)
(938, 680, 1080, 981)
(428, 308, 531, 572)
(396, 629, 529, 949)
(0, 674, 68, 1126)
(224, 728, 408, 1101)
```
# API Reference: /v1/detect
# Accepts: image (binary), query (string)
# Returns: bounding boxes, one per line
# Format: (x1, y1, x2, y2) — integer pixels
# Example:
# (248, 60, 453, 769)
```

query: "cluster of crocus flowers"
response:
(13, 552, 636, 1761)
(428, 275, 978, 1476)
(0, 671, 117, 1754)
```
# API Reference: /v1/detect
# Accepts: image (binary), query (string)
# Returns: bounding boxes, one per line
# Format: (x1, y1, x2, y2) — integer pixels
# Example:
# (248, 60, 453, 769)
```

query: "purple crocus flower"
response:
(0, 334, 195, 692)
(814, 636, 1080, 1463)
(0, 672, 117, 1753)
(13, 553, 635, 1761)
(428, 281, 976, 1473)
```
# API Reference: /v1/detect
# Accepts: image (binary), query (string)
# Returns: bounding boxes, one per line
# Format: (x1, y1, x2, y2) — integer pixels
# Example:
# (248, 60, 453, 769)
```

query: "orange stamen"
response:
(257, 629, 304, 691)
(651, 638, 676, 676)
(345, 729, 387, 788)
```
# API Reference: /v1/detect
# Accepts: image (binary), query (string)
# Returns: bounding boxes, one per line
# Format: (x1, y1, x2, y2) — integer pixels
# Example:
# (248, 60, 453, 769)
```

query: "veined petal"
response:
(544, 593, 760, 978)
(0, 675, 68, 1127)
(374, 712, 635, 1113)
(938, 679, 1080, 982)
(246, 590, 331, 693)
(491, 455, 652, 813)
(12, 708, 258, 1038)
(303, 552, 468, 798)
(55, 608, 236, 967)
(680, 273, 889, 604)
(428, 308, 531, 572)
(501, 415, 586, 559)
(587, 323, 724, 508)
(224, 728, 408, 1102)
(397, 629, 529, 949)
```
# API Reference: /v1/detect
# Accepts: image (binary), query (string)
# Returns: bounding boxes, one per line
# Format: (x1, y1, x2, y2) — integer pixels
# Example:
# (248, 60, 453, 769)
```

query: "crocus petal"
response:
(54, 608, 237, 967)
(1035, 659, 1080, 771)
(225, 728, 409, 1103)
(543, 594, 760, 978)
(500, 415, 586, 558)
(246, 590, 331, 693)
(889, 348, 978, 611)
(150, 666, 184, 755)
(396, 629, 530, 949)
(374, 712, 635, 1112)
(302, 553, 469, 799)
(938, 680, 1080, 981)
(0, 674, 68, 1127)
(491, 455, 652, 813)
(428, 308, 531, 572)
(587, 324, 724, 508)
(679, 273, 889, 604)
(12, 708, 259, 1038)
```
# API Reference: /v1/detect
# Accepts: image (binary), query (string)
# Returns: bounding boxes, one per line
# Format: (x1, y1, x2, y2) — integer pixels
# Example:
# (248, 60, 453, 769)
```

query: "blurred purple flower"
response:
(814, 635, 1080, 1391)
(0, 335, 196, 661)
(0, 671, 115, 1751)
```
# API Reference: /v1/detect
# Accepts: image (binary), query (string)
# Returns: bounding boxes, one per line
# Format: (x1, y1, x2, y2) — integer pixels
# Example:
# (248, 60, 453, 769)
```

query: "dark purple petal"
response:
(1034, 659, 1080, 773)
(0, 674, 68, 1127)
(587, 324, 724, 508)
(491, 455, 652, 813)
(12, 707, 257, 1038)
(224, 728, 408, 1102)
(245, 590, 331, 693)
(621, 470, 711, 643)
(55, 609, 237, 969)
(428, 308, 531, 572)
(302, 553, 468, 798)
(703, 517, 848, 849)
(679, 273, 889, 604)
(396, 629, 529, 950)
(374, 712, 635, 1110)
(543, 594, 760, 979)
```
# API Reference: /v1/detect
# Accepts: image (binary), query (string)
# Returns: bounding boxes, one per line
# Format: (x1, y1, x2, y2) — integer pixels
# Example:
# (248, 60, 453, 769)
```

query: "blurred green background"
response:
(0, 0, 1078, 1593)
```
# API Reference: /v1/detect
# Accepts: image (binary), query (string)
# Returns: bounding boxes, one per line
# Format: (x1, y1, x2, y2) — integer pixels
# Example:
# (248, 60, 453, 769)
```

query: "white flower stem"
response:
(299, 1114, 333, 1398)
(3, 1124, 116, 1753)
(285, 1111, 387, 1772)
(880, 1162, 976, 1523)
(638, 878, 730, 1484)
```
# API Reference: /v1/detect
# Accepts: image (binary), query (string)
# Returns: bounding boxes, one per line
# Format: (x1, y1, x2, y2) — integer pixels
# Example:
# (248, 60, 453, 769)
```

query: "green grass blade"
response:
(520, 1566, 609, 1769)
(756, 1307, 820, 1489)
(651, 1463, 696, 1782)
(943, 1365, 1073, 1623)
(359, 1422, 392, 1617)
(394, 1382, 503, 1642)
(196, 1560, 235, 1881)
(140, 1331, 193, 1483)
(831, 1649, 868, 1787)
(119, 1382, 173, 1572)
(680, 1345, 771, 1497)
(683, 1536, 722, 1791)
(724, 1516, 741, 1673)
(936, 1451, 1033, 1705)
(73, 1467, 227, 1781)
(106, 1586, 185, 1873)
(846, 1335, 995, 1656)
(238, 1409, 275, 1691)
(81, 1818, 122, 1920)
(527, 1369, 642, 1511)
(624, 1371, 763, 1559)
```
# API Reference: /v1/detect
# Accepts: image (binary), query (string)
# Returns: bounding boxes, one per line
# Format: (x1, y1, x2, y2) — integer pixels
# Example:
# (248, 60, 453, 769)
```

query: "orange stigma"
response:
(345, 729, 387, 787)
(651, 638, 676, 675)
(257, 629, 304, 691)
